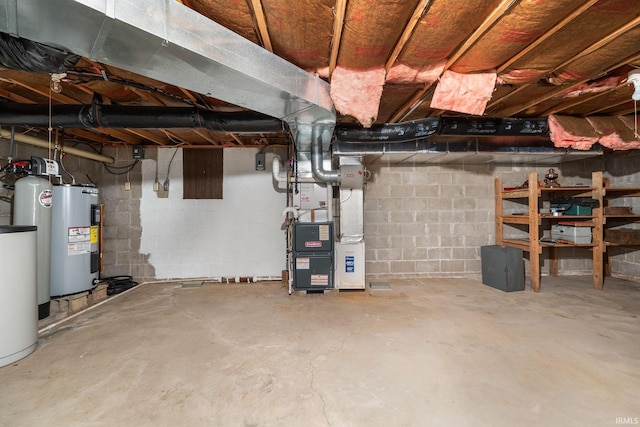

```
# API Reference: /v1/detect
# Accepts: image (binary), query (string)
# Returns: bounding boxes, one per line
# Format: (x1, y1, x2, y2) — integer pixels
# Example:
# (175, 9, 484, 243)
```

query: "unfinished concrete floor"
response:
(1, 276, 639, 427)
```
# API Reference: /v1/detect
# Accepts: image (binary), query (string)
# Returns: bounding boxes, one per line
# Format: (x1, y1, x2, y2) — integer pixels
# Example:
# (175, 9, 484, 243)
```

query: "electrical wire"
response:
(59, 153, 76, 184)
(98, 275, 139, 296)
(66, 70, 198, 107)
(103, 159, 140, 175)
(634, 100, 638, 140)
(163, 148, 179, 190)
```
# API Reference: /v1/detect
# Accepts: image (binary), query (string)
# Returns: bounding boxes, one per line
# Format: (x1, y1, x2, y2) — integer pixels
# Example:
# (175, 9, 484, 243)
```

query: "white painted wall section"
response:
(140, 148, 287, 279)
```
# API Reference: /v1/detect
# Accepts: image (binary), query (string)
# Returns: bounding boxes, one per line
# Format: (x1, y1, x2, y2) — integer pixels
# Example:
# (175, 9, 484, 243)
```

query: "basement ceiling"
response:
(0, 0, 639, 149)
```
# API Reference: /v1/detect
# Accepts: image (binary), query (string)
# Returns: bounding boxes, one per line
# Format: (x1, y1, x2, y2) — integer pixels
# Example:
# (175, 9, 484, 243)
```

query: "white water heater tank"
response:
(50, 184, 100, 296)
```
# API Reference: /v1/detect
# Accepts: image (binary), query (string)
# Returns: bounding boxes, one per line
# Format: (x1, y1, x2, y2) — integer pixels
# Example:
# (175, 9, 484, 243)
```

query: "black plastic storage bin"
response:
(480, 245, 525, 292)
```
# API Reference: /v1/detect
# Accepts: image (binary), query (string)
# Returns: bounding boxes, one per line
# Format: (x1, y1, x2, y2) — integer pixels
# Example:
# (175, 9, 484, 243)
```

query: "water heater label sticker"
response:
(90, 226, 99, 244)
(68, 242, 91, 256)
(319, 225, 329, 241)
(296, 258, 310, 270)
(311, 274, 328, 286)
(39, 189, 53, 208)
(68, 227, 91, 243)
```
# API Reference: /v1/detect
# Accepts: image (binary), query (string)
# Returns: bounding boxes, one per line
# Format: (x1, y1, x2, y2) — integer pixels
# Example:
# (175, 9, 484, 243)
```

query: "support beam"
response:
(445, 0, 519, 70)
(127, 129, 170, 145)
(491, 18, 640, 115)
(390, 0, 519, 122)
(495, 53, 640, 116)
(329, 0, 347, 75)
(540, 84, 627, 116)
(384, 0, 433, 72)
(193, 129, 219, 145)
(497, 0, 599, 73)
(248, 0, 273, 52)
(552, 15, 640, 75)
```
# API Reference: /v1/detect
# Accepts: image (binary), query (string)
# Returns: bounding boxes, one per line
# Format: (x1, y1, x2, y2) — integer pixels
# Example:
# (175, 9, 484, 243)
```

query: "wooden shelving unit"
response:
(601, 181, 640, 273)
(495, 171, 604, 292)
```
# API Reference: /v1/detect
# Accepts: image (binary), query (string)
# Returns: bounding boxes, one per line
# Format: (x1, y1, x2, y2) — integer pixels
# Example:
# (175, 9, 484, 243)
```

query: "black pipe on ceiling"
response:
(0, 103, 287, 134)
(334, 116, 549, 143)
(334, 118, 441, 142)
(0, 103, 551, 145)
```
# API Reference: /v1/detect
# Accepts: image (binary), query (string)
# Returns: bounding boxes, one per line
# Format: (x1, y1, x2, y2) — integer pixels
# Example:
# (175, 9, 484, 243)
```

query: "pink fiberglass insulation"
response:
(430, 70, 497, 115)
(598, 134, 640, 150)
(497, 69, 544, 85)
(555, 77, 621, 98)
(452, 0, 587, 74)
(586, 116, 640, 151)
(386, 61, 446, 84)
(330, 66, 386, 128)
(314, 66, 330, 79)
(619, 115, 640, 139)
(548, 115, 599, 150)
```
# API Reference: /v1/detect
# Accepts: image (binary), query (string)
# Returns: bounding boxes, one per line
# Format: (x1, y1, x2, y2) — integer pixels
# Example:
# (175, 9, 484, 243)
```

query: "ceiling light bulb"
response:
(50, 80, 62, 93)
(50, 72, 67, 94)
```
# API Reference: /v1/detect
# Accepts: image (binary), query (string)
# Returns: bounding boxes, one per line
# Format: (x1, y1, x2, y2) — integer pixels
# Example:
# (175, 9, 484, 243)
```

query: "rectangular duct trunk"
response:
(0, 0, 334, 132)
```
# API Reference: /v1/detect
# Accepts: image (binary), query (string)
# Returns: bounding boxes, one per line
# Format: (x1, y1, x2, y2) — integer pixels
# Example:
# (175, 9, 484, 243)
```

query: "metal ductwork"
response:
(0, 0, 339, 181)
(333, 139, 603, 166)
(0, 103, 285, 133)
(311, 126, 340, 184)
(335, 118, 441, 142)
(334, 117, 549, 143)
(332, 116, 604, 165)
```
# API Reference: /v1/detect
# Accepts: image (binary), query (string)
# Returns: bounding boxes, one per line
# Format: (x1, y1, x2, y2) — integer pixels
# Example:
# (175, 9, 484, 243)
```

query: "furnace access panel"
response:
(293, 222, 334, 291)
(293, 222, 333, 253)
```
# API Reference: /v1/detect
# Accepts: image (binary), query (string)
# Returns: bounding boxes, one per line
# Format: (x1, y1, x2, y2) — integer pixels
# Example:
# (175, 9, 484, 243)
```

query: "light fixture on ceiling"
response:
(628, 69, 640, 101)
(50, 72, 66, 93)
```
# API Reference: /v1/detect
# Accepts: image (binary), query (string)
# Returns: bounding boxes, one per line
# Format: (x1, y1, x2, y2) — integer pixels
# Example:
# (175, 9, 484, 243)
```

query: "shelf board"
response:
(501, 238, 594, 249)
(500, 189, 529, 199)
(501, 239, 531, 251)
(540, 215, 595, 220)
(539, 187, 594, 191)
(540, 187, 595, 197)
(502, 215, 530, 224)
(603, 187, 640, 197)
(539, 241, 595, 248)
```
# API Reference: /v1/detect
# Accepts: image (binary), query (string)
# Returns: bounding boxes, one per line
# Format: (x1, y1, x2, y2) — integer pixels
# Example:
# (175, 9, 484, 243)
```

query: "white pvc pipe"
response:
(272, 156, 288, 182)
(272, 155, 316, 183)
(1, 129, 115, 164)
(282, 206, 300, 219)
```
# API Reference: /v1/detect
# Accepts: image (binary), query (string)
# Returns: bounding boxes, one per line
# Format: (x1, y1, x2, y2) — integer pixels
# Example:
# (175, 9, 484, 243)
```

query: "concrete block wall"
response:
(363, 157, 640, 283)
(97, 146, 155, 281)
(364, 163, 500, 279)
(602, 151, 640, 281)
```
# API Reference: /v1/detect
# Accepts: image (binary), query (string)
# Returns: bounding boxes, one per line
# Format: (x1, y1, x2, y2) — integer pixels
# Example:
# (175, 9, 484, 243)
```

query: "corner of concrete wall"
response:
(98, 146, 155, 282)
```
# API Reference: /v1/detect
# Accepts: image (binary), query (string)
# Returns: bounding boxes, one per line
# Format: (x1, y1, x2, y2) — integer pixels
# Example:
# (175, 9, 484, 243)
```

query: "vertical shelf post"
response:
(527, 172, 541, 292)
(592, 171, 604, 290)
(495, 177, 504, 245)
